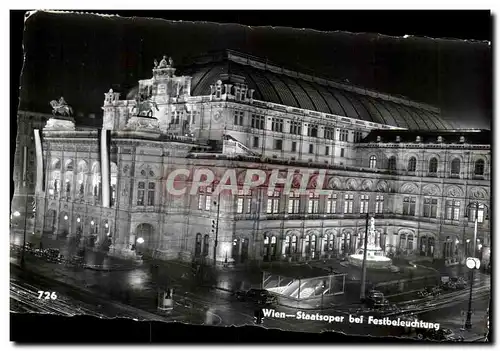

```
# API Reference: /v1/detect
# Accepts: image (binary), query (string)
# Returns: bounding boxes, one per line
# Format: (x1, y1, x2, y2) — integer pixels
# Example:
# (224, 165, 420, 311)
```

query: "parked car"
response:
(364, 290, 389, 308)
(235, 289, 278, 305)
(44, 248, 63, 263)
(417, 328, 464, 342)
(418, 285, 442, 298)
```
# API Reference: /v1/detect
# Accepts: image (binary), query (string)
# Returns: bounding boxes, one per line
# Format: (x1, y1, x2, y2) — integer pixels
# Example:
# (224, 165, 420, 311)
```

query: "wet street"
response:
(10, 245, 491, 340)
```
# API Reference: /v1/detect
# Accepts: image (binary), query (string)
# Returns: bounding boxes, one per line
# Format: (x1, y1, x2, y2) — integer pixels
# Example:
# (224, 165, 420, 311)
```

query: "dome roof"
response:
(179, 51, 456, 130)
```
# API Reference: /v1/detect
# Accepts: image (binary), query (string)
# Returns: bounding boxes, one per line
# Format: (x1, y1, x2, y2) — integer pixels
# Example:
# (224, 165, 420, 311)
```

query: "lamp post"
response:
(212, 192, 221, 266)
(360, 212, 370, 301)
(20, 192, 30, 270)
(464, 201, 482, 330)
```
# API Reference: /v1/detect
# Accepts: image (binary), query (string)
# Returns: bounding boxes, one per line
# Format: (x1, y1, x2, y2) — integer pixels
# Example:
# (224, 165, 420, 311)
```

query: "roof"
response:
(178, 50, 457, 130)
(360, 129, 491, 144)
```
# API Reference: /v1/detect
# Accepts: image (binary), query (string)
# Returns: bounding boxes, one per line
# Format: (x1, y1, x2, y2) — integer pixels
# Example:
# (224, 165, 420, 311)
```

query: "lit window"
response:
(266, 191, 280, 214)
(288, 192, 300, 214)
(326, 193, 337, 214)
(147, 183, 155, 206)
(308, 193, 319, 214)
(369, 155, 377, 169)
(344, 194, 354, 214)
(375, 195, 384, 214)
(360, 194, 369, 214)
(137, 182, 145, 206)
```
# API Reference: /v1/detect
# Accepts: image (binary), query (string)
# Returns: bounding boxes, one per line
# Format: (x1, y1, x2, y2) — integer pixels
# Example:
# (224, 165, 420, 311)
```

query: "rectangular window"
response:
(253, 136, 259, 148)
(340, 148, 345, 157)
(266, 191, 280, 214)
(326, 193, 337, 213)
(236, 197, 244, 214)
(137, 182, 145, 206)
(288, 192, 300, 214)
(307, 193, 320, 214)
(360, 194, 369, 214)
(403, 196, 417, 216)
(375, 195, 384, 214)
(290, 121, 302, 135)
(171, 111, 183, 125)
(271, 118, 284, 132)
(445, 200, 461, 220)
(308, 124, 318, 137)
(353, 131, 363, 142)
(423, 198, 438, 218)
(251, 114, 265, 129)
(339, 129, 349, 142)
(233, 111, 244, 126)
(344, 194, 354, 214)
(147, 182, 155, 206)
(291, 141, 297, 152)
(274, 139, 283, 150)
(324, 127, 335, 140)
(198, 193, 204, 210)
(205, 187, 212, 211)
(469, 204, 485, 223)
(309, 144, 314, 154)
(325, 146, 330, 156)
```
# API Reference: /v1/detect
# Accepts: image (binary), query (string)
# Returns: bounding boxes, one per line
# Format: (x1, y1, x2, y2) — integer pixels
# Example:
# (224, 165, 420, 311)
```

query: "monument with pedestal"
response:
(348, 217, 393, 269)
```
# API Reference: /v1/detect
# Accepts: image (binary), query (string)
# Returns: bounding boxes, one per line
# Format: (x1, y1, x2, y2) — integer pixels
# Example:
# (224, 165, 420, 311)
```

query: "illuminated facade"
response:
(15, 51, 490, 266)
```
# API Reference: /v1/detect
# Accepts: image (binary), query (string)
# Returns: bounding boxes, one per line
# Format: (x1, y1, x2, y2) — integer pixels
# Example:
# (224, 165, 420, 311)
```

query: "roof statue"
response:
(158, 55, 168, 69)
(168, 57, 173, 67)
(50, 97, 73, 117)
(153, 59, 158, 69)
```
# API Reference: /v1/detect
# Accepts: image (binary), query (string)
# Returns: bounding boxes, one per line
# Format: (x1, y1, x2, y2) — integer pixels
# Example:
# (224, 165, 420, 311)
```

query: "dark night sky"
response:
(17, 10, 492, 129)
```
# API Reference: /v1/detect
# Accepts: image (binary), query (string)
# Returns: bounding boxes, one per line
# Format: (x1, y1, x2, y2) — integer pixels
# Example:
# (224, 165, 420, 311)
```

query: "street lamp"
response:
(360, 212, 370, 301)
(212, 192, 221, 266)
(464, 257, 481, 330)
(463, 201, 488, 330)
(13, 211, 21, 217)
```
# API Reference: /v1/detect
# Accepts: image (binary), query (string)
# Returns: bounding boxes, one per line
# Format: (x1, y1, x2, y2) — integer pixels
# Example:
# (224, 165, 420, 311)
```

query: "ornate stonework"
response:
(44, 118, 76, 131)
(361, 179, 373, 191)
(446, 185, 464, 198)
(327, 177, 342, 190)
(376, 180, 388, 192)
(422, 184, 440, 196)
(124, 116, 161, 133)
(470, 187, 488, 200)
(345, 178, 358, 190)
(401, 182, 418, 194)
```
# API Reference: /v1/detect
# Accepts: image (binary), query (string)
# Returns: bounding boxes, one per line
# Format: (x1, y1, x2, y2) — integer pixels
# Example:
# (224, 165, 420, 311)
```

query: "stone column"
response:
(100, 129, 110, 208)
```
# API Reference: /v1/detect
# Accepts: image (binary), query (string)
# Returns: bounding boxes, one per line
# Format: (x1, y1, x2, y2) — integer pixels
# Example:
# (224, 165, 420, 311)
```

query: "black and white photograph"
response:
(9, 9, 492, 343)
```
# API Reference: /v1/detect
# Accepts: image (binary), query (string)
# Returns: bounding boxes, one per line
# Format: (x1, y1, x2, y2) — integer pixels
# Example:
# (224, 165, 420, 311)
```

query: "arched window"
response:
(388, 156, 397, 171)
(450, 158, 461, 177)
(195, 233, 202, 257)
(369, 155, 377, 169)
(270, 236, 277, 256)
(399, 233, 407, 251)
(285, 236, 291, 255)
(203, 235, 209, 256)
(110, 163, 118, 206)
(407, 234, 414, 252)
(310, 235, 316, 253)
(291, 235, 297, 254)
(474, 159, 485, 176)
(428, 157, 438, 174)
(407, 157, 417, 172)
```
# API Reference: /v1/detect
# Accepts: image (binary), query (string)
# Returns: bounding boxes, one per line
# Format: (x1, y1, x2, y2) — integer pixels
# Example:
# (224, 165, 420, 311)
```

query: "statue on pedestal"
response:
(50, 96, 73, 116)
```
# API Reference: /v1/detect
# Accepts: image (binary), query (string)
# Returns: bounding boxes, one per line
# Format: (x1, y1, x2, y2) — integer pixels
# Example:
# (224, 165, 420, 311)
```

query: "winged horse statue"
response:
(50, 97, 73, 116)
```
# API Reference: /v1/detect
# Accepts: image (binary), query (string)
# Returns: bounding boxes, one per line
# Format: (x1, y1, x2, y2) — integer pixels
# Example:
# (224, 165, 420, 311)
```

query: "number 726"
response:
(37, 291, 57, 300)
